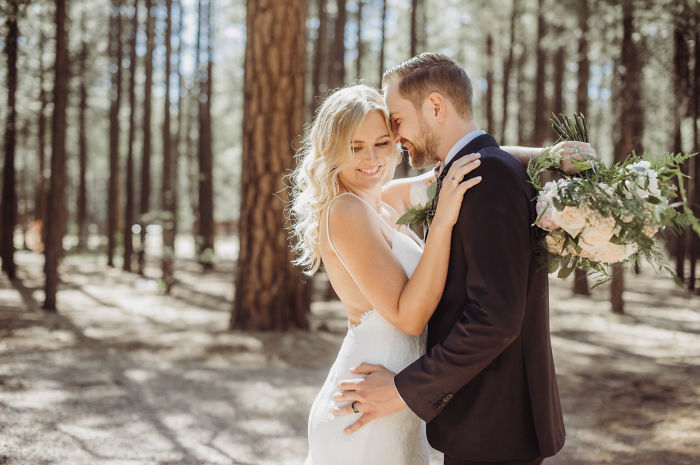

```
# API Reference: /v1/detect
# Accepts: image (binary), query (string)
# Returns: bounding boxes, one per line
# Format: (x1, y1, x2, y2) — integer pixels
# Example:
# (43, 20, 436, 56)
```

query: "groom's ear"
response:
(426, 92, 446, 122)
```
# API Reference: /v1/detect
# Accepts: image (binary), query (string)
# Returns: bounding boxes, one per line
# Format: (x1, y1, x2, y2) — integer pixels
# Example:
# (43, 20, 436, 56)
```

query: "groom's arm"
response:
(394, 155, 531, 423)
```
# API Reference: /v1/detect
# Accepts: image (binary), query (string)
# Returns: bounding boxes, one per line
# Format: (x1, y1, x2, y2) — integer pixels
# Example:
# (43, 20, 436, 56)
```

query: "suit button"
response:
(432, 401, 442, 409)
(442, 393, 453, 403)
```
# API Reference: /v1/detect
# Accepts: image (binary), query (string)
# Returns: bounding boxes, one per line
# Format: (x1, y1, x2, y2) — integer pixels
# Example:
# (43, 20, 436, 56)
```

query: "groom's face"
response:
(384, 82, 440, 170)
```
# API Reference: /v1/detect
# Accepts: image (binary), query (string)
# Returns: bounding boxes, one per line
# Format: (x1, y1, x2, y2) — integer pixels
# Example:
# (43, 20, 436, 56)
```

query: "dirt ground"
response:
(1, 245, 699, 465)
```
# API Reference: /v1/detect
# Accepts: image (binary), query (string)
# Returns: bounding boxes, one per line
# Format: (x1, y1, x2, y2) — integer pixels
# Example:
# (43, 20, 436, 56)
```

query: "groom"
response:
(334, 53, 565, 465)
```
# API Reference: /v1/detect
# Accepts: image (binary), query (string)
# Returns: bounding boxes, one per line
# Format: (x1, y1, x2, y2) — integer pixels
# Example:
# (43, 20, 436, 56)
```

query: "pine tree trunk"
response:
(672, 14, 691, 282)
(174, 0, 184, 242)
(197, 0, 215, 270)
(232, 0, 310, 331)
(485, 33, 494, 135)
(162, 0, 175, 292)
(410, 0, 418, 57)
(138, 0, 155, 276)
(516, 42, 528, 145)
(573, 0, 590, 296)
(378, 0, 387, 88)
(124, 0, 139, 271)
(356, 0, 363, 80)
(534, 0, 547, 146)
(690, 13, 699, 292)
(611, 0, 644, 314)
(77, 12, 89, 252)
(108, 0, 123, 267)
(328, 0, 346, 90)
(1, 3, 19, 280)
(552, 41, 564, 115)
(501, 0, 517, 144)
(36, 15, 48, 248)
(311, 0, 327, 113)
(44, 0, 69, 311)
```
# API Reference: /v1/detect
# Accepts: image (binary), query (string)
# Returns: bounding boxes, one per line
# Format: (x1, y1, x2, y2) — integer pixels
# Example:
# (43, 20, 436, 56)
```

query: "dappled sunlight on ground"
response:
(0, 250, 698, 464)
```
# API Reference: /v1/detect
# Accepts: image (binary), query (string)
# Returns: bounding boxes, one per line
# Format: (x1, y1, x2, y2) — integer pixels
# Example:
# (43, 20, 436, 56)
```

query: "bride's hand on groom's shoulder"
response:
(553, 141, 598, 174)
(331, 363, 406, 434)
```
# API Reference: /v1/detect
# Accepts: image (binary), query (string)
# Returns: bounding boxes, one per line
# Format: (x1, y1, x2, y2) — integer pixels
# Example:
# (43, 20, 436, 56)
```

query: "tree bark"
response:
(197, 0, 215, 270)
(552, 38, 565, 115)
(311, 0, 327, 113)
(77, 11, 89, 252)
(232, 0, 310, 331)
(611, 0, 644, 314)
(378, 0, 387, 88)
(327, 0, 346, 90)
(516, 41, 528, 145)
(36, 11, 48, 250)
(485, 33, 494, 135)
(1, 2, 19, 280)
(534, 0, 547, 146)
(162, 0, 175, 292)
(124, 0, 139, 271)
(356, 0, 363, 80)
(138, 0, 155, 276)
(690, 11, 700, 291)
(108, 0, 123, 267)
(573, 0, 590, 296)
(410, 0, 418, 57)
(501, 0, 517, 144)
(44, 0, 69, 311)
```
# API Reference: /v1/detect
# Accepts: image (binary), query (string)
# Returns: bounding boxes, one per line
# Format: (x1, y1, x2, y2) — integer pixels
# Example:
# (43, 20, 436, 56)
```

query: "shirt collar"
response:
(443, 129, 487, 168)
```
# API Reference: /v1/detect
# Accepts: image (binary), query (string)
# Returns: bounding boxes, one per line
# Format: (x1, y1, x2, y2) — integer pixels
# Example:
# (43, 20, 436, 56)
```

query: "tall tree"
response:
(196, 0, 215, 270)
(232, 0, 310, 331)
(328, 0, 346, 90)
(124, 0, 139, 271)
(533, 0, 547, 145)
(162, 0, 175, 291)
(516, 42, 528, 145)
(573, 0, 590, 296)
(174, 0, 184, 242)
(690, 10, 700, 291)
(311, 0, 327, 113)
(138, 0, 155, 275)
(552, 32, 565, 116)
(1, 0, 19, 280)
(378, 0, 387, 88)
(501, 0, 518, 144)
(611, 0, 644, 314)
(485, 33, 494, 135)
(672, 6, 691, 282)
(356, 0, 363, 80)
(77, 10, 89, 251)
(107, 0, 123, 267)
(36, 12, 49, 248)
(44, 0, 69, 311)
(410, 0, 423, 57)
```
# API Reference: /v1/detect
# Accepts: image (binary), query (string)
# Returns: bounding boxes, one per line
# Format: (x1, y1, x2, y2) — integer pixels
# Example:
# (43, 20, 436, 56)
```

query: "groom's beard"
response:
(403, 122, 441, 170)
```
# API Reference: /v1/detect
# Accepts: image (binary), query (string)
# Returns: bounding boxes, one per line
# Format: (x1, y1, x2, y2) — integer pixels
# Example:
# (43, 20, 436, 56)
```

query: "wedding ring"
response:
(351, 401, 359, 413)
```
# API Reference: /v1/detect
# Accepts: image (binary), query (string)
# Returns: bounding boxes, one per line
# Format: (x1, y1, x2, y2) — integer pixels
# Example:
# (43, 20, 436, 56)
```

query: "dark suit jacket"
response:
(394, 134, 565, 462)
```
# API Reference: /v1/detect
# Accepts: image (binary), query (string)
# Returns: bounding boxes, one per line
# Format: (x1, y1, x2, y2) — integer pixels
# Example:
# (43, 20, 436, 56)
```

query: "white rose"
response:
(551, 205, 586, 237)
(580, 212, 617, 246)
(536, 195, 557, 231)
(579, 241, 629, 264)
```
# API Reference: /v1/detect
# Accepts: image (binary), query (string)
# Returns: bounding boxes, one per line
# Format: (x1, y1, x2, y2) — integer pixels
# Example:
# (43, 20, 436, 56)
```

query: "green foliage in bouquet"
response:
(396, 177, 441, 229)
(528, 113, 700, 285)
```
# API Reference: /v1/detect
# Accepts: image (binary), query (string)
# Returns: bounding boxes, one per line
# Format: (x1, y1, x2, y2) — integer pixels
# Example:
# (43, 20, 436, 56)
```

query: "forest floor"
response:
(1, 240, 699, 465)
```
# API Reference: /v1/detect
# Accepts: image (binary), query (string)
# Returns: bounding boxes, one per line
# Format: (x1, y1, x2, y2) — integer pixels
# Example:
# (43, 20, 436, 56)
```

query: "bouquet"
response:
(529, 113, 700, 283)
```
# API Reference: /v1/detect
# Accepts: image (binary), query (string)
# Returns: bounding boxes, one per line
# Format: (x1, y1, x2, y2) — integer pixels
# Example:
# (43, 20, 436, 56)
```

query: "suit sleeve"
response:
(394, 155, 531, 422)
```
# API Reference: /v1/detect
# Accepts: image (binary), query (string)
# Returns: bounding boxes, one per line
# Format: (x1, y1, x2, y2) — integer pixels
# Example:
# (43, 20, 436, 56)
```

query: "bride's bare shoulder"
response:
(326, 195, 382, 246)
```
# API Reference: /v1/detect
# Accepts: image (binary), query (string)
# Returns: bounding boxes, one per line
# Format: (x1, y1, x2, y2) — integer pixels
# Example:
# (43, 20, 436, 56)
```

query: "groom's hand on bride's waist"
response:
(331, 362, 407, 434)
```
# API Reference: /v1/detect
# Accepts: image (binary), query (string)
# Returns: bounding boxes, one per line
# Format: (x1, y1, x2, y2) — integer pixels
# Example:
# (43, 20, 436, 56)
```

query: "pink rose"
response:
(551, 206, 586, 237)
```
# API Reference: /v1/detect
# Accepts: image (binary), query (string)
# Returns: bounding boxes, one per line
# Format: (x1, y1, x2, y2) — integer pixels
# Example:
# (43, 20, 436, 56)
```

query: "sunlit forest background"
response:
(0, 0, 698, 464)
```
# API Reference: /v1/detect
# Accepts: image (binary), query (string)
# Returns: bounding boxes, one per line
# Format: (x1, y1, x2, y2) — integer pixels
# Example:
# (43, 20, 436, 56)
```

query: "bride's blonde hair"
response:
(289, 84, 400, 275)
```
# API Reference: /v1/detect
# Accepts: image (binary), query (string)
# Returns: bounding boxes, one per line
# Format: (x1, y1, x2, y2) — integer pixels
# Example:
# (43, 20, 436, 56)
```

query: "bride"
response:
(290, 84, 593, 465)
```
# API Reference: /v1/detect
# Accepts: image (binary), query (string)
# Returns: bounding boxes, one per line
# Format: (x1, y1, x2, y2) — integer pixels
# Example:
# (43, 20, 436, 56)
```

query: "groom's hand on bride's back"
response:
(331, 363, 406, 434)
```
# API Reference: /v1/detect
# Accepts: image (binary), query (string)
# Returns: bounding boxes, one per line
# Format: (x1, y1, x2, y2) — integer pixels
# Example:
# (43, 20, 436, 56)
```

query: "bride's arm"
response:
(382, 142, 598, 214)
(330, 156, 481, 336)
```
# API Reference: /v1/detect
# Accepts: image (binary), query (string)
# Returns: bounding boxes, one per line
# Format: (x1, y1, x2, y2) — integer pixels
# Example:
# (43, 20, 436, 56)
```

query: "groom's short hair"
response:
(382, 53, 473, 119)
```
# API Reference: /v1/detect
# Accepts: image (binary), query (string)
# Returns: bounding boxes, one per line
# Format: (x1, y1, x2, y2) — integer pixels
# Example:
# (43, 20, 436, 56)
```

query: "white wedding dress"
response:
(305, 193, 430, 465)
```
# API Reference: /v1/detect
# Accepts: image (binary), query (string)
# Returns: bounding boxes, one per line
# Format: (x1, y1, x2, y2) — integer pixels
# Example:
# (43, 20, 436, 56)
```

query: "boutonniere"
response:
(396, 176, 443, 229)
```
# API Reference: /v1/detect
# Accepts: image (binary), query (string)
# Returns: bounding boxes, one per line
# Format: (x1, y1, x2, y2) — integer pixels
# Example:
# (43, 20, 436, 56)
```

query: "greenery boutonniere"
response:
(396, 176, 443, 230)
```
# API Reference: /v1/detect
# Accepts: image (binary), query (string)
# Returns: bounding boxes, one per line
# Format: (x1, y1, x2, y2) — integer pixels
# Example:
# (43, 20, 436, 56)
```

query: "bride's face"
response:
(337, 110, 395, 192)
